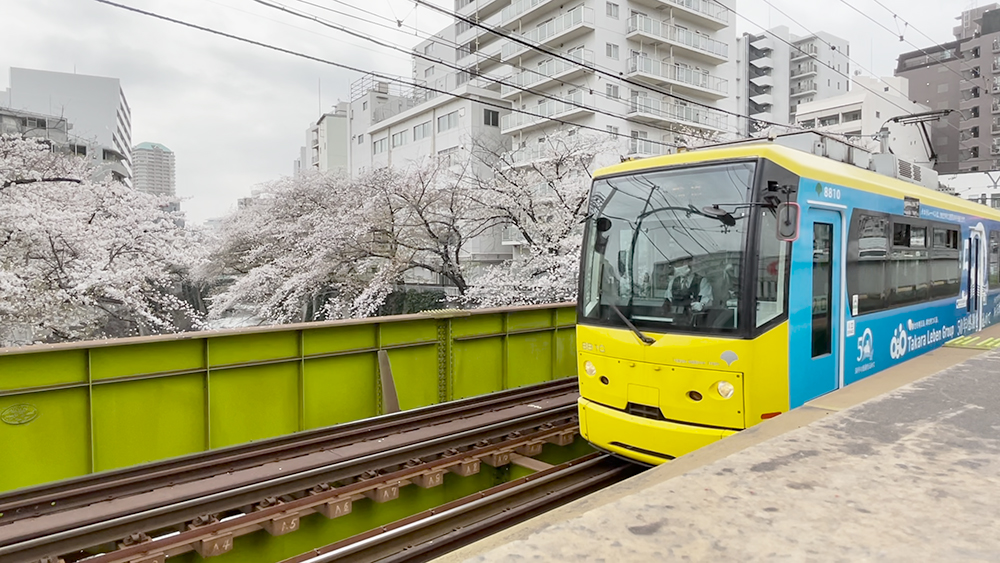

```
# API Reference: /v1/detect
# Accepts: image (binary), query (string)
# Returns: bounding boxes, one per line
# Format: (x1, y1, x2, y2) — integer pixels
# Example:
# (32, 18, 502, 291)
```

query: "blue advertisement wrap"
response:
(786, 176, 1000, 409)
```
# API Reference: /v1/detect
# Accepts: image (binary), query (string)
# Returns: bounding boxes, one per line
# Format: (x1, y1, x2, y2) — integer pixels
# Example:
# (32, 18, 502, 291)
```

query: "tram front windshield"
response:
(580, 161, 755, 334)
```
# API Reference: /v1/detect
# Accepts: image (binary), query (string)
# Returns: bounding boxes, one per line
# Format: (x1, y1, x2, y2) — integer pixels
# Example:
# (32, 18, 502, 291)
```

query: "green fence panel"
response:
(90, 340, 204, 380)
(92, 373, 206, 472)
(209, 363, 300, 449)
(209, 332, 299, 367)
(0, 349, 87, 391)
(507, 332, 554, 388)
(302, 354, 378, 429)
(452, 337, 504, 400)
(0, 304, 577, 492)
(0, 388, 90, 490)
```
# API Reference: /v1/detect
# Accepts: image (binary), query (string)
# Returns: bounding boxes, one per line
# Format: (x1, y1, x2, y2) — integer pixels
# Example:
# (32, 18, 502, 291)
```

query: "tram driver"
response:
(662, 256, 713, 321)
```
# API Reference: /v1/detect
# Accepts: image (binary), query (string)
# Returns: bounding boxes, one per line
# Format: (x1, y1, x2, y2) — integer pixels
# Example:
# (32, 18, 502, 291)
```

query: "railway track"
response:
(279, 452, 638, 563)
(0, 380, 592, 563)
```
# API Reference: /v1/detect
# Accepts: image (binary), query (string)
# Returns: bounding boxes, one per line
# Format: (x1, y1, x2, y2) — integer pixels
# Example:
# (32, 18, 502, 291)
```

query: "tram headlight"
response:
(584, 360, 597, 376)
(717, 381, 735, 399)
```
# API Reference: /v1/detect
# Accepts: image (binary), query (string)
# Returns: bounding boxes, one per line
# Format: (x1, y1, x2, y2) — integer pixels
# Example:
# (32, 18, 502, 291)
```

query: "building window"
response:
(606, 2, 619, 18)
(484, 109, 499, 126)
(358, 134, 364, 145)
(606, 84, 619, 98)
(424, 43, 434, 55)
(437, 111, 459, 132)
(842, 111, 861, 122)
(391, 130, 408, 147)
(373, 137, 388, 154)
(607, 125, 619, 135)
(819, 115, 839, 126)
(425, 66, 435, 78)
(606, 43, 619, 60)
(438, 146, 458, 165)
(413, 121, 432, 140)
(363, 101, 368, 110)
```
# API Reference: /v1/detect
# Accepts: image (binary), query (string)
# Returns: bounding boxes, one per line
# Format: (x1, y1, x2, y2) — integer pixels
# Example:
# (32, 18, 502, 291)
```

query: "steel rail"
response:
(280, 453, 639, 563)
(0, 378, 578, 523)
(0, 389, 580, 562)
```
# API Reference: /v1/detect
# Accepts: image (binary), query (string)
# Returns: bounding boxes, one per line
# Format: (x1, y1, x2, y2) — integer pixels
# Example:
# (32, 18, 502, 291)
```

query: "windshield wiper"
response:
(609, 303, 656, 345)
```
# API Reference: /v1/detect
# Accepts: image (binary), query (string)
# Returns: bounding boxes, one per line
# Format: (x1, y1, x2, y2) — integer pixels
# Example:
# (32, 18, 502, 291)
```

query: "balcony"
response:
(500, 49, 594, 98)
(993, 122, 1000, 135)
(500, 90, 593, 134)
(626, 56, 728, 98)
(502, 6, 595, 60)
(749, 56, 774, 69)
(750, 92, 774, 106)
(992, 144, 1000, 155)
(790, 81, 817, 97)
(457, 39, 504, 71)
(500, 0, 554, 25)
(791, 43, 819, 61)
(994, 38, 1000, 53)
(791, 62, 818, 78)
(627, 137, 671, 157)
(626, 15, 729, 64)
(456, 12, 503, 46)
(750, 73, 774, 87)
(750, 36, 773, 51)
(631, 0, 728, 29)
(627, 97, 727, 130)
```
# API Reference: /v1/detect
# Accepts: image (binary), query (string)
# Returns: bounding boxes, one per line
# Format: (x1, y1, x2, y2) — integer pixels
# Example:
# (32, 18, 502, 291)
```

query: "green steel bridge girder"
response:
(0, 304, 578, 493)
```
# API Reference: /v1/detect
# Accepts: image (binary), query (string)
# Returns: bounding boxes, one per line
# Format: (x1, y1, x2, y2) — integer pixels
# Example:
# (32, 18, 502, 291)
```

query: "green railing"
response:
(0, 304, 577, 493)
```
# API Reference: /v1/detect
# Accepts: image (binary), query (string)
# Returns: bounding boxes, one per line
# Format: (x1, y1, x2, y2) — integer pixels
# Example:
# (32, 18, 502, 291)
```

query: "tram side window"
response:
(932, 228, 962, 297)
(888, 221, 930, 307)
(755, 208, 790, 327)
(990, 232, 1000, 288)
(848, 212, 889, 313)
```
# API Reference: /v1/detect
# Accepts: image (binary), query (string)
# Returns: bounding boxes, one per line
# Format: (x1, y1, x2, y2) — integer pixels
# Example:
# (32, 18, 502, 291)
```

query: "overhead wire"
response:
(88, 0, 682, 151)
(841, 0, 989, 92)
(254, 0, 723, 144)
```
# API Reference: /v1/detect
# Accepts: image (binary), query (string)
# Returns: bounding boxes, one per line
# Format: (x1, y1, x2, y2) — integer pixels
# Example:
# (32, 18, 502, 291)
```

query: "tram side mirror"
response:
(596, 217, 612, 232)
(776, 202, 800, 242)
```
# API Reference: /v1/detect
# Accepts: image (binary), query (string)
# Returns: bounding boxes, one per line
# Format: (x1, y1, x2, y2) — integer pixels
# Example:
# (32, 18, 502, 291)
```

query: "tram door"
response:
(803, 209, 843, 400)
(969, 228, 986, 332)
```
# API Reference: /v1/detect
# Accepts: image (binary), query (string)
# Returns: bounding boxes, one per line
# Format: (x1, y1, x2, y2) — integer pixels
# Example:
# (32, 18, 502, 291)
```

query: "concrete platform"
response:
(439, 328, 1000, 562)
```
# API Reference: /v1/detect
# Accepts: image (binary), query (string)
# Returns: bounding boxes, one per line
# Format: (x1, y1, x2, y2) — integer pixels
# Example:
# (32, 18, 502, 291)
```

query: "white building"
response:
(349, 0, 738, 173)
(795, 76, 932, 165)
(3, 68, 132, 185)
(132, 142, 176, 197)
(297, 103, 349, 175)
(736, 26, 850, 133)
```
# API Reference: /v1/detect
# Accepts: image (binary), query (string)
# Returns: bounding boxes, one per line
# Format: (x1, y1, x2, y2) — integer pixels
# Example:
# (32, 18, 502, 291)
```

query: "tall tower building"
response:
(736, 26, 850, 134)
(3, 68, 132, 185)
(132, 142, 176, 197)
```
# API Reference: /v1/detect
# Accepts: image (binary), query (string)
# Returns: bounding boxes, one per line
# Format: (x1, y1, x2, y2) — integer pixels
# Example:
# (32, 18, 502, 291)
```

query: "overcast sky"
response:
(0, 0, 983, 223)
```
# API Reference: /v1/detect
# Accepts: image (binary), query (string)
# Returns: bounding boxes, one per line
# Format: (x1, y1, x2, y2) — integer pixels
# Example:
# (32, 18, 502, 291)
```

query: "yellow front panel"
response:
(579, 398, 736, 464)
(579, 353, 744, 429)
(576, 322, 791, 463)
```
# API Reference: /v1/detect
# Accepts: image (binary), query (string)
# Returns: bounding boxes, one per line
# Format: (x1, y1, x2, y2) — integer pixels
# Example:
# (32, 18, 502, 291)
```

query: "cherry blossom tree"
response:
(0, 136, 206, 343)
(461, 130, 615, 307)
(205, 159, 490, 324)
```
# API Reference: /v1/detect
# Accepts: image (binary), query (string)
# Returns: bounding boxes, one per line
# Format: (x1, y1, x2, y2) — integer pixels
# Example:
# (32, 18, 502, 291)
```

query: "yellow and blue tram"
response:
(576, 141, 999, 465)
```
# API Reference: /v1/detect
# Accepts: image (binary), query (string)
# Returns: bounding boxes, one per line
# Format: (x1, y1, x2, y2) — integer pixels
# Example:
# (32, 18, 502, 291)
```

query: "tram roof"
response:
(593, 143, 999, 223)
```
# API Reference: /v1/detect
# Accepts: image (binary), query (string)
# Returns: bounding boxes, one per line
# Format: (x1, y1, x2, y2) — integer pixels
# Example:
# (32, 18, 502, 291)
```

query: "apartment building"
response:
(895, 6, 1000, 174)
(735, 26, 850, 133)
(795, 76, 931, 165)
(296, 103, 349, 175)
(349, 0, 738, 174)
(132, 142, 176, 197)
(3, 68, 132, 185)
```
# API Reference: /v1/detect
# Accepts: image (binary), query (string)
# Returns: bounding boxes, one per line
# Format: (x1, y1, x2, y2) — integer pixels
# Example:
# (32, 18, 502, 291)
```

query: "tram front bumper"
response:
(578, 397, 737, 466)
